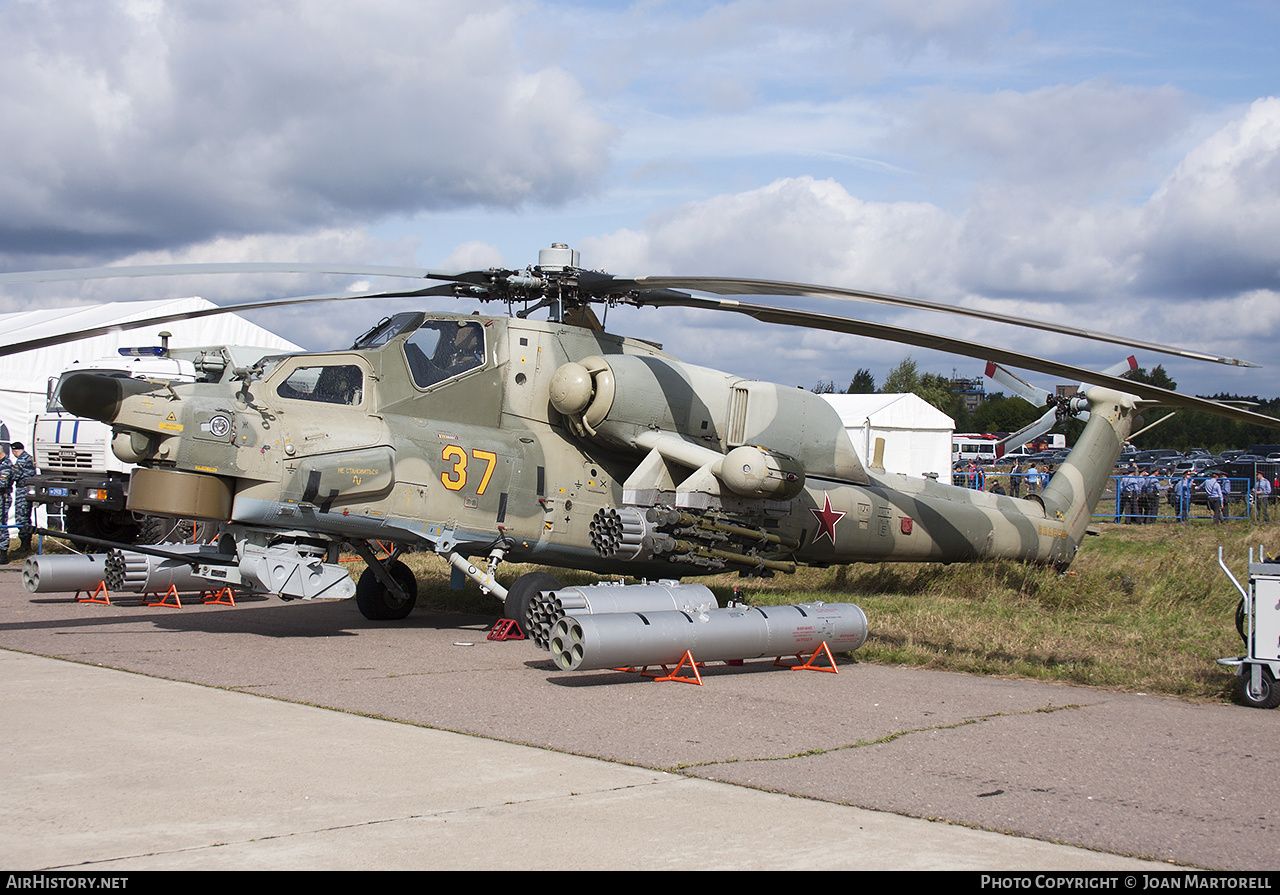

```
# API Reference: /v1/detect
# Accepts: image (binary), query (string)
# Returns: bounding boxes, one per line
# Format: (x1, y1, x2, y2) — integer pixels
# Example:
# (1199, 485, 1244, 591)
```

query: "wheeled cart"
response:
(1218, 547, 1280, 708)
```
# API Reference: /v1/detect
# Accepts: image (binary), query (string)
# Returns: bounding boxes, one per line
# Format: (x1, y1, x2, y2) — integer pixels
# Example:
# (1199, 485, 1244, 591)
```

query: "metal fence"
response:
(950, 471, 1275, 523)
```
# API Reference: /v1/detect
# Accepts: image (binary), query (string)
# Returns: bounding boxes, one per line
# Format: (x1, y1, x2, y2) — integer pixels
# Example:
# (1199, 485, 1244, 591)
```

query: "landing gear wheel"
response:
(504, 572, 562, 635)
(355, 560, 418, 621)
(1236, 664, 1280, 709)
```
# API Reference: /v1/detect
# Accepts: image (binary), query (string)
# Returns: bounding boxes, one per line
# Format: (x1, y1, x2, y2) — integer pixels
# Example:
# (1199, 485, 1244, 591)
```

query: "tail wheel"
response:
(355, 560, 418, 621)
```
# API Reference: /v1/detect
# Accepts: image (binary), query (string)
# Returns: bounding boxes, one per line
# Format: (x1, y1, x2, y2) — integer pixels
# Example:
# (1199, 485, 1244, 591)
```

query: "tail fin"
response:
(1040, 387, 1138, 543)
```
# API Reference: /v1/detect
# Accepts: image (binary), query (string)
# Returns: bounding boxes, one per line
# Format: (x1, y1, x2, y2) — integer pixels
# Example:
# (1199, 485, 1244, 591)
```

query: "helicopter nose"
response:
(59, 372, 154, 423)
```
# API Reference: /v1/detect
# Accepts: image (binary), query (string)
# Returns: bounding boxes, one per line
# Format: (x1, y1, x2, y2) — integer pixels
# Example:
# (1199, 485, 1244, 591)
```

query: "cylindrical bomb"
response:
(527, 581, 717, 650)
(550, 602, 868, 671)
(104, 545, 226, 594)
(22, 554, 111, 594)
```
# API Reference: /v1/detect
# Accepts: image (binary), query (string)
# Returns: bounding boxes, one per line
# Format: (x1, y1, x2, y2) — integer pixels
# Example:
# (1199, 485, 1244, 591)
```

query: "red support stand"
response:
(488, 618, 525, 641)
(76, 581, 112, 605)
(144, 585, 183, 608)
(775, 641, 839, 673)
(653, 650, 704, 685)
(202, 587, 237, 606)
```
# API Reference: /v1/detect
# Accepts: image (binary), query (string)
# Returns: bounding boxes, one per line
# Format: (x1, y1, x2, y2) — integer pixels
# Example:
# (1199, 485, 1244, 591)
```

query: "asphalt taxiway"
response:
(1, 563, 1272, 870)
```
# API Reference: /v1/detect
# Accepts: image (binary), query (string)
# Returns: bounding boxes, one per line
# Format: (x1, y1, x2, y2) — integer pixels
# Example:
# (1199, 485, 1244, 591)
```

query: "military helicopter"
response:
(3, 243, 1277, 628)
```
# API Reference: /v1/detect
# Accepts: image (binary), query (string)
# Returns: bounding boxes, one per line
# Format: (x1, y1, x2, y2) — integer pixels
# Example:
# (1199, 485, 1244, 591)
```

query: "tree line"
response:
(813, 359, 1280, 453)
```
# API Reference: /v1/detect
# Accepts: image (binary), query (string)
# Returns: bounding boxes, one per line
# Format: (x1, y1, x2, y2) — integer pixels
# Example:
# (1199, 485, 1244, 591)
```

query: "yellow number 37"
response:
(440, 446, 497, 495)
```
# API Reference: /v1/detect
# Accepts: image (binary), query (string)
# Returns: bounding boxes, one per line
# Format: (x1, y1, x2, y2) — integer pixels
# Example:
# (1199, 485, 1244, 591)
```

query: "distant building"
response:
(950, 374, 987, 414)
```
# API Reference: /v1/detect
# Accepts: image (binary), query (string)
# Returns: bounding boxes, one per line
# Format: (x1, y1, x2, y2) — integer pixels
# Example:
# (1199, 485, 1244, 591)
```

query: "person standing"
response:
(1205, 473, 1224, 525)
(8, 442, 36, 552)
(1176, 471, 1194, 522)
(1119, 466, 1140, 523)
(1026, 463, 1040, 495)
(1146, 473, 1167, 522)
(1010, 459, 1022, 498)
(0, 448, 11, 563)
(1255, 472, 1272, 523)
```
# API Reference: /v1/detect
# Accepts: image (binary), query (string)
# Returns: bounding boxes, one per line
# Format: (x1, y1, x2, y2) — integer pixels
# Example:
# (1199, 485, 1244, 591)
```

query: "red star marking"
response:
(810, 492, 846, 545)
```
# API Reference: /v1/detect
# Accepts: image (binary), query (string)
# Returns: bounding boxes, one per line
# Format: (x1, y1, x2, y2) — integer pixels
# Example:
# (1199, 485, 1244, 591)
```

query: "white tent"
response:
(821, 393, 955, 479)
(0, 298, 301, 448)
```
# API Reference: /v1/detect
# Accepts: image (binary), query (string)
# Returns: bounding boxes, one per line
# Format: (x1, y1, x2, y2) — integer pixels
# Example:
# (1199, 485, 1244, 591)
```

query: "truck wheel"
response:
(66, 508, 141, 545)
(138, 516, 177, 545)
(1236, 665, 1280, 709)
(355, 560, 418, 621)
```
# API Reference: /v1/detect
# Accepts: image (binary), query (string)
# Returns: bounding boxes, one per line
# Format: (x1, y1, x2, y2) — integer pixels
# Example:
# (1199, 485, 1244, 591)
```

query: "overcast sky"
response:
(2, 0, 1278, 401)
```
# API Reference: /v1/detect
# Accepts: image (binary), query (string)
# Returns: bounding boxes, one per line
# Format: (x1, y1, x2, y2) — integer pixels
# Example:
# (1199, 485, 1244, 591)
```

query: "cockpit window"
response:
(403, 320, 486, 388)
(351, 312, 425, 350)
(276, 365, 364, 405)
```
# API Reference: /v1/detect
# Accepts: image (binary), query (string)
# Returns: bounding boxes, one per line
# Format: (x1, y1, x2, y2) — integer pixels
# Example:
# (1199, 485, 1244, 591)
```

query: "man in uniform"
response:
(0, 447, 11, 563)
(1175, 470, 1194, 522)
(8, 442, 36, 553)
(1204, 473, 1224, 525)
(1255, 472, 1272, 523)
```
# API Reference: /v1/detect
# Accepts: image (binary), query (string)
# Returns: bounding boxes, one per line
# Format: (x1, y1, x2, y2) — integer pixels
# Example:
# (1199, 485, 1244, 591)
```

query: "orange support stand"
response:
(144, 585, 183, 609)
(488, 618, 525, 641)
(775, 641, 839, 673)
(202, 587, 237, 606)
(76, 581, 112, 604)
(653, 650, 704, 685)
(613, 664, 667, 677)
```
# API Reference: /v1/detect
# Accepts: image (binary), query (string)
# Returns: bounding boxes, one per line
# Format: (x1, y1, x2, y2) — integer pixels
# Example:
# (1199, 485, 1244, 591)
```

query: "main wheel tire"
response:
(504, 571, 562, 636)
(1236, 664, 1280, 709)
(355, 560, 418, 621)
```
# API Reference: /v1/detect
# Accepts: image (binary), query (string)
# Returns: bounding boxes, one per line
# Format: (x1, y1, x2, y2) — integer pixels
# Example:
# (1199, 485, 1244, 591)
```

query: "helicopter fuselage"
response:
(64, 309, 1136, 600)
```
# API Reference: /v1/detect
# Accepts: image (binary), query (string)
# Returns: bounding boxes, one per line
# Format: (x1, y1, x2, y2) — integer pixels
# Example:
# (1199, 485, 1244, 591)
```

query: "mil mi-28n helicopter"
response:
(3, 244, 1277, 629)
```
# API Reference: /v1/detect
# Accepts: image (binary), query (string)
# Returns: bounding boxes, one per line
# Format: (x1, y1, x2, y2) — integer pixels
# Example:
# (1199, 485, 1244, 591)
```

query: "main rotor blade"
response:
(0, 262, 474, 286)
(643, 293, 1280, 429)
(0, 284, 455, 357)
(1000, 410, 1058, 453)
(984, 361, 1051, 406)
(613, 274, 1257, 368)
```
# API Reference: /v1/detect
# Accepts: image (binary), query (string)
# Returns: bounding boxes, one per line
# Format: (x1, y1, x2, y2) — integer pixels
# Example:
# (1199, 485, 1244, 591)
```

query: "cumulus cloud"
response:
(580, 89, 1280, 394)
(1137, 97, 1280, 296)
(897, 82, 1191, 196)
(0, 0, 614, 266)
(583, 176, 960, 294)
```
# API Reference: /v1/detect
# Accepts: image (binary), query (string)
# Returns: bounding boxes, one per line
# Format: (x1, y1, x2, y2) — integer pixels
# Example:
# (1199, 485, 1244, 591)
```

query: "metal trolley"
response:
(1218, 547, 1280, 708)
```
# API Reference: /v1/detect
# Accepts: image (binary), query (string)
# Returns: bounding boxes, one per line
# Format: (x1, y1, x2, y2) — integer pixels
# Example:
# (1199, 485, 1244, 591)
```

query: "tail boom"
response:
(1039, 387, 1138, 545)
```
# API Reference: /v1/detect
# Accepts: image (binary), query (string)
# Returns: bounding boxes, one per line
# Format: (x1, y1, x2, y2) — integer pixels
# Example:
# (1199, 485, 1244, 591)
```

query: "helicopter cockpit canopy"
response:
(403, 318, 486, 389)
(275, 364, 365, 406)
(352, 312, 425, 349)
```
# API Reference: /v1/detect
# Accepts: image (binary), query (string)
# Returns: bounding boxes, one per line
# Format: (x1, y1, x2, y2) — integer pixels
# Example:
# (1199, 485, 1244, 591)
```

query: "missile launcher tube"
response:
(21, 545, 225, 595)
(22, 554, 111, 594)
(550, 601, 868, 671)
(527, 581, 717, 649)
(104, 546, 224, 594)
